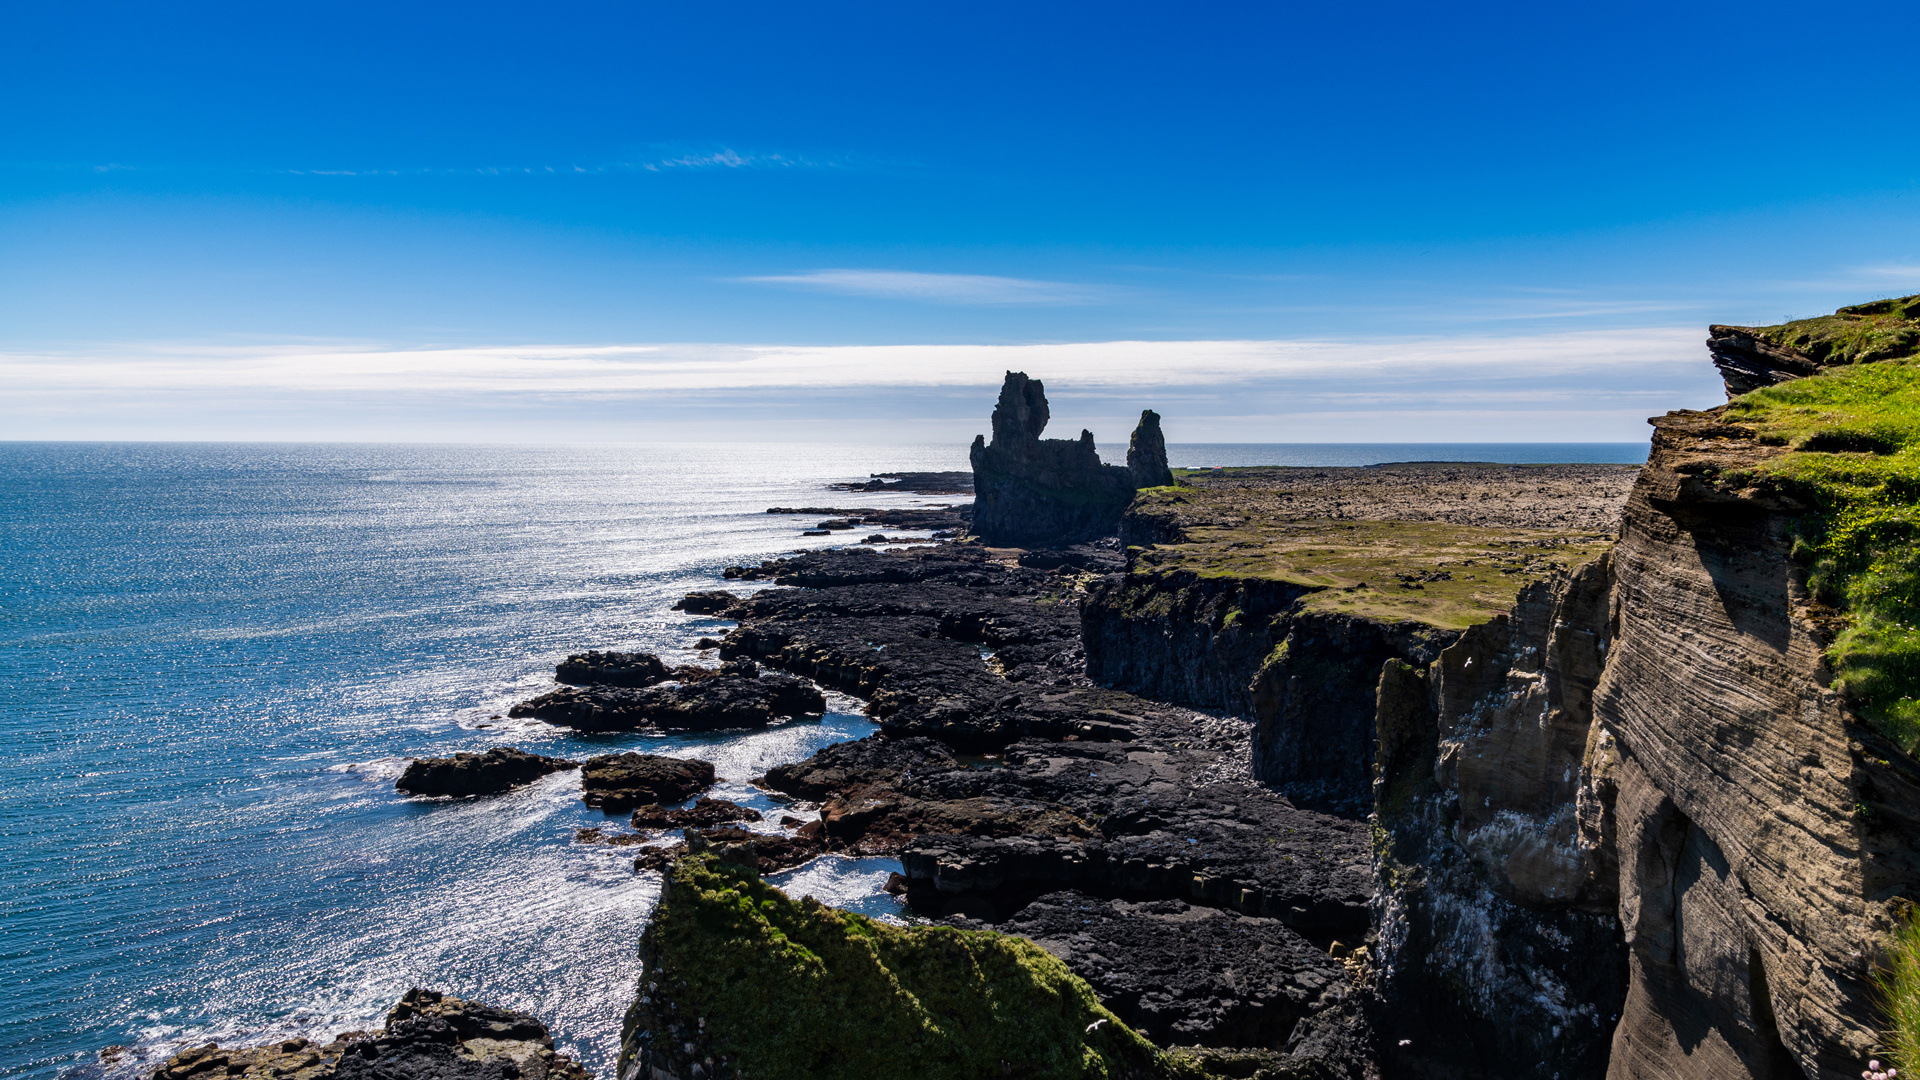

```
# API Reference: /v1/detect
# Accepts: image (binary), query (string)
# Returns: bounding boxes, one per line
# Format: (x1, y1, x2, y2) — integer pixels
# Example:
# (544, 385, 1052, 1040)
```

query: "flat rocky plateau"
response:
(1159, 462, 1641, 531)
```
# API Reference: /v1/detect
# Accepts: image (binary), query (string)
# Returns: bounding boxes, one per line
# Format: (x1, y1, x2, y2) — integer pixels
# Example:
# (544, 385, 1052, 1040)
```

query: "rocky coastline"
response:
(182, 308, 1920, 1080)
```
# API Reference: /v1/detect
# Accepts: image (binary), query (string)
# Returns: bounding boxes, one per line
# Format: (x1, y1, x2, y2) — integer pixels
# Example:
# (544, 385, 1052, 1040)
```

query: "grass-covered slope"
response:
(627, 852, 1175, 1080)
(1738, 294, 1920, 367)
(1130, 514, 1612, 631)
(1724, 357, 1920, 751)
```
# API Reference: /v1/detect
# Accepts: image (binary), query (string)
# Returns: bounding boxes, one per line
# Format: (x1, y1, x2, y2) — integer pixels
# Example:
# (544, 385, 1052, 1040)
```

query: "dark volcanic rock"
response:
(629, 797, 762, 829)
(828, 470, 974, 494)
(396, 748, 579, 798)
(580, 753, 715, 811)
(967, 372, 1167, 546)
(155, 988, 589, 1080)
(632, 828, 828, 875)
(713, 550, 1099, 748)
(508, 671, 824, 732)
(1000, 890, 1348, 1049)
(670, 590, 741, 615)
(1125, 409, 1175, 489)
(554, 650, 670, 687)
(1017, 541, 1125, 572)
(758, 734, 958, 799)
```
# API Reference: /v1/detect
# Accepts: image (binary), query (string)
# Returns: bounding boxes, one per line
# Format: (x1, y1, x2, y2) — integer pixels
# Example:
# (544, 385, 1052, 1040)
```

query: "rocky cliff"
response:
(1366, 319, 1920, 1080)
(1370, 556, 1629, 1080)
(607, 304, 1920, 1080)
(1708, 294, 1920, 397)
(968, 372, 1172, 546)
(1083, 465, 1635, 812)
(1586, 406, 1920, 1080)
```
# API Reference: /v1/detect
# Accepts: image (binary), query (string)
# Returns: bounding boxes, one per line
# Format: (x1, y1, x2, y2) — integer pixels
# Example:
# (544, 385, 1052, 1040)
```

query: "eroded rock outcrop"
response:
(993, 889, 1352, 1050)
(155, 989, 589, 1080)
(968, 372, 1171, 546)
(621, 850, 1171, 1080)
(579, 753, 714, 812)
(509, 663, 824, 732)
(554, 651, 671, 687)
(1707, 293, 1920, 397)
(1369, 557, 1629, 1080)
(396, 748, 580, 798)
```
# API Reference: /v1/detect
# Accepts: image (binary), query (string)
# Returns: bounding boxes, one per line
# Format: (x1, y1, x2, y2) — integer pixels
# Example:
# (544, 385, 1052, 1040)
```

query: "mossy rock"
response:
(626, 851, 1185, 1080)
(1741, 295, 1920, 367)
(1725, 356, 1920, 752)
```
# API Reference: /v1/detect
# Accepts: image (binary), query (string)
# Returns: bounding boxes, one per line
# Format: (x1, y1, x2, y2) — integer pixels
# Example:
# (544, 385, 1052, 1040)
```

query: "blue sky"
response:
(6, 1, 1920, 443)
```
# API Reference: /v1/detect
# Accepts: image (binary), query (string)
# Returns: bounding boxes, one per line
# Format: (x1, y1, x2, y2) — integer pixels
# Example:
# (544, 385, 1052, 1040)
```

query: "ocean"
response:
(0, 441, 1646, 1079)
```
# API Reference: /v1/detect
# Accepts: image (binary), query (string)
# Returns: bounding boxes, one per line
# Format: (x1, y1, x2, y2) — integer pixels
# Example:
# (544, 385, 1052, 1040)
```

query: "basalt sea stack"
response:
(968, 371, 1172, 546)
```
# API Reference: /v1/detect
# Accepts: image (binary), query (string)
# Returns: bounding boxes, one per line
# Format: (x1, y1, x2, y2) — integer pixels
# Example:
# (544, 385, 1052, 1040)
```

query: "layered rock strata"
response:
(1708, 293, 1920, 397)
(1588, 409, 1920, 1080)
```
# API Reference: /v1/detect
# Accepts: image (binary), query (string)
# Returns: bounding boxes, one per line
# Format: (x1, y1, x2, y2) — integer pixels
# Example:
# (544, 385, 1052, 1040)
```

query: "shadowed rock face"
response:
(1707, 293, 1920, 398)
(994, 890, 1349, 1049)
(967, 372, 1170, 546)
(1590, 410, 1920, 1080)
(1126, 410, 1175, 489)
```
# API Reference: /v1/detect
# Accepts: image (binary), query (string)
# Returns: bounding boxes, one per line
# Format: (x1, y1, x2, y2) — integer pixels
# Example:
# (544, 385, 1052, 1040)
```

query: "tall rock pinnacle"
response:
(967, 372, 1168, 545)
(1126, 410, 1174, 488)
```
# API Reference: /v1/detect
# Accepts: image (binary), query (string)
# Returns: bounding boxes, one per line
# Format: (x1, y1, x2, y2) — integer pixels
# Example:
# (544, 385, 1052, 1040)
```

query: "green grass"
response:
(634, 852, 1174, 1080)
(1743, 294, 1920, 367)
(1879, 907, 1920, 1073)
(1131, 517, 1613, 630)
(1725, 358, 1920, 752)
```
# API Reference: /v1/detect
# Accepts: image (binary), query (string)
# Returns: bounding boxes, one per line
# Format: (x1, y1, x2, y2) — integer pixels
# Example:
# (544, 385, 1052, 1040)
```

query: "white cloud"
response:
(738, 269, 1106, 305)
(0, 329, 1713, 399)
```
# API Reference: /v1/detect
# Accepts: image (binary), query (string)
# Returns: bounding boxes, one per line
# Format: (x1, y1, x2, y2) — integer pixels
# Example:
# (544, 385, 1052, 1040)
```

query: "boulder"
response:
(554, 650, 671, 687)
(580, 753, 715, 811)
(396, 747, 579, 798)
(154, 989, 589, 1080)
(629, 797, 763, 829)
(508, 671, 825, 732)
(671, 591, 740, 615)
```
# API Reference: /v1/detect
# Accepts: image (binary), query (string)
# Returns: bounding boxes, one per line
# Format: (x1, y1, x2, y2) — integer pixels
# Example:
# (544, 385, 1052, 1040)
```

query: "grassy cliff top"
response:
(1134, 513, 1613, 630)
(1126, 471, 1624, 629)
(1735, 294, 1920, 367)
(635, 852, 1182, 1080)
(1724, 357, 1920, 751)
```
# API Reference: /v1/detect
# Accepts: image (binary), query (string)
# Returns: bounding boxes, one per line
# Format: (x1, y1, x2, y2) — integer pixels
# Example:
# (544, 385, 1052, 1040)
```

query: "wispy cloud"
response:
(0, 328, 1706, 396)
(0, 146, 835, 179)
(0, 329, 1728, 441)
(738, 269, 1107, 305)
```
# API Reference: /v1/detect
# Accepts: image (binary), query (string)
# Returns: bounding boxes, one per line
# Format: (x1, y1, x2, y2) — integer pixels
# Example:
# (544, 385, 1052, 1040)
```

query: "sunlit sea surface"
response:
(0, 441, 1645, 1079)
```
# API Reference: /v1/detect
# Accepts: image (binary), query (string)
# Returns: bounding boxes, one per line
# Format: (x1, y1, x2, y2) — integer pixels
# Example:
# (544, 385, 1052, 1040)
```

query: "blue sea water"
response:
(0, 441, 1645, 1079)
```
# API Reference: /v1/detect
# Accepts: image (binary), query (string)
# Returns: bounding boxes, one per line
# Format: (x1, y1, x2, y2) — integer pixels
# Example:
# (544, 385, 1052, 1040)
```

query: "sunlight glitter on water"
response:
(0, 442, 962, 1080)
